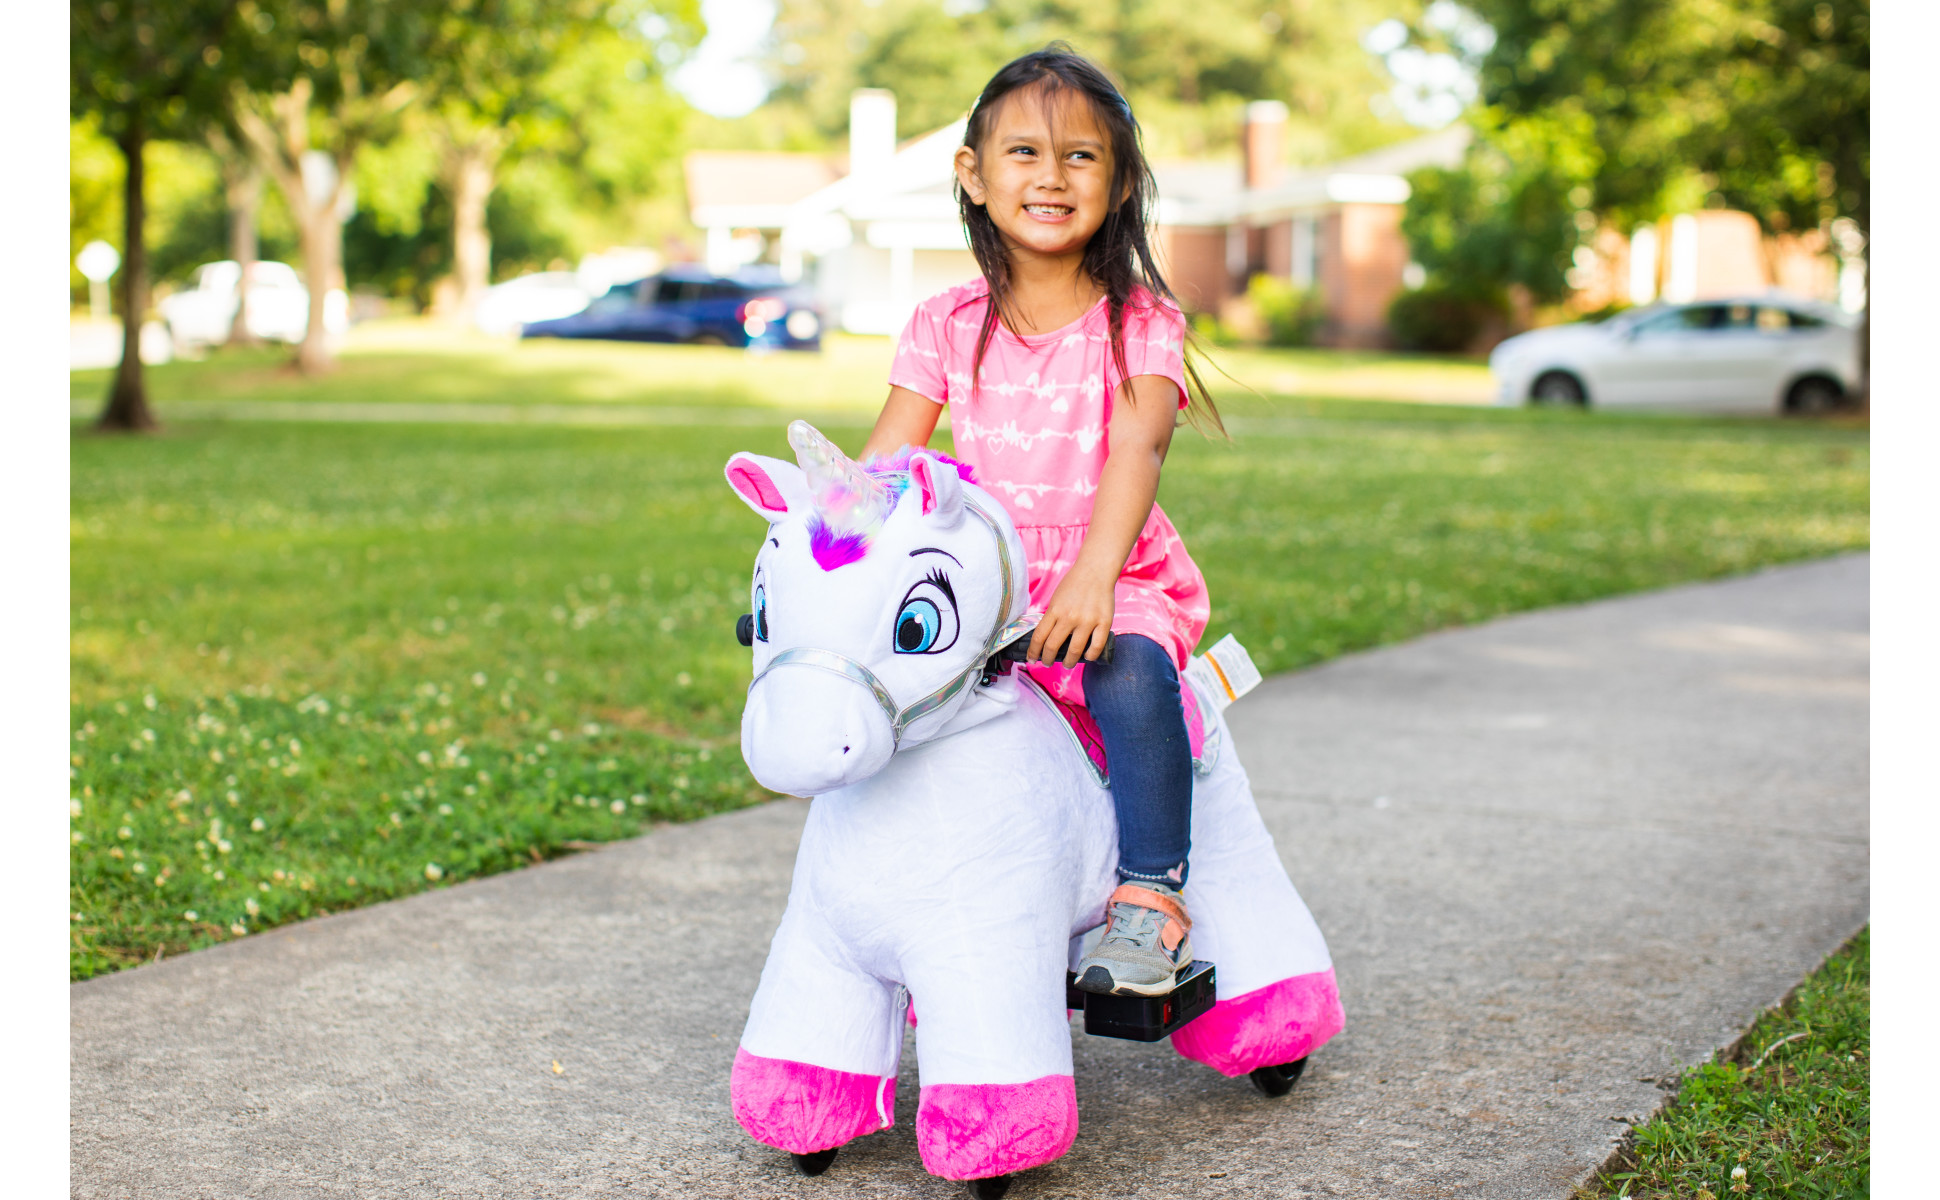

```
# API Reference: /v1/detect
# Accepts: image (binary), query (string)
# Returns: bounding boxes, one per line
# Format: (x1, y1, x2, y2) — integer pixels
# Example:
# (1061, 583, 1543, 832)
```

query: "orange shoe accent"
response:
(1108, 883, 1192, 945)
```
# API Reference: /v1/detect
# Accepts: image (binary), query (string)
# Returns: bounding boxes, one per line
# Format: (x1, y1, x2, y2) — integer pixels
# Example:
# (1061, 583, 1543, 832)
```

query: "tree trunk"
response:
(294, 193, 341, 375)
(98, 116, 156, 432)
(224, 154, 264, 347)
(1856, 264, 1870, 413)
(447, 143, 499, 323)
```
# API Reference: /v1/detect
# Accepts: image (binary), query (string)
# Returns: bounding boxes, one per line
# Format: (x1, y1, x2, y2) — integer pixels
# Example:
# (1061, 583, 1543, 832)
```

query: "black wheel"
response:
(792, 1148, 838, 1176)
(1784, 375, 1846, 415)
(964, 1176, 1013, 1199)
(691, 333, 729, 347)
(1248, 1056, 1309, 1098)
(1530, 371, 1587, 406)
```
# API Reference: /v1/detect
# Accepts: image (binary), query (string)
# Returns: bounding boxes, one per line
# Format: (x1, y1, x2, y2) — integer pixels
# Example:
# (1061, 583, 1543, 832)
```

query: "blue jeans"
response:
(1082, 633, 1192, 888)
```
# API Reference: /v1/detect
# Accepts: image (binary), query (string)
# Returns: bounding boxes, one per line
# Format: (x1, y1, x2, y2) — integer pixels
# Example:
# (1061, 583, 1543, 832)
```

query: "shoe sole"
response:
(1074, 940, 1194, 998)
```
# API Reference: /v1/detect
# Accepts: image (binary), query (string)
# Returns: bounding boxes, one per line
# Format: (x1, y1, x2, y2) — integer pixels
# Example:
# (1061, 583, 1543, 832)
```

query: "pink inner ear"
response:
(911, 457, 939, 516)
(728, 462, 787, 513)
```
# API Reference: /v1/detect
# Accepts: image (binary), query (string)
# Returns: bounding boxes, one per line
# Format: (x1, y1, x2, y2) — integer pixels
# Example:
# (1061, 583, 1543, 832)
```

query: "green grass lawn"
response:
(69, 343, 1867, 979)
(69, 319, 1496, 415)
(1587, 929, 1869, 1199)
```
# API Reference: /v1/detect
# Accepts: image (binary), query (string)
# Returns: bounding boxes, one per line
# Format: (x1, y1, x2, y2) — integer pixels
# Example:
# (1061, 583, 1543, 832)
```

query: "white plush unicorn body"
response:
(725, 423, 1344, 1190)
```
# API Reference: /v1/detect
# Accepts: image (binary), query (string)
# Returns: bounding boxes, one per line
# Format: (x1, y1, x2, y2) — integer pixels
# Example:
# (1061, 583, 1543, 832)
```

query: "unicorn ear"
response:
(725, 452, 809, 521)
(908, 452, 965, 528)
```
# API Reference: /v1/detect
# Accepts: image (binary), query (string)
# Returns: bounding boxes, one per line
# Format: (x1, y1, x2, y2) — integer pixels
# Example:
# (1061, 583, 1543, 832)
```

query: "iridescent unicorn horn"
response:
(789, 420, 892, 569)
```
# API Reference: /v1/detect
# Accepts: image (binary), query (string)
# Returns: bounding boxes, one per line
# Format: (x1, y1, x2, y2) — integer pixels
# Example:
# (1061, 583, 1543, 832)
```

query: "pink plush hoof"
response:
(731, 1048, 896, 1154)
(915, 1074, 1078, 1180)
(1170, 968, 1345, 1077)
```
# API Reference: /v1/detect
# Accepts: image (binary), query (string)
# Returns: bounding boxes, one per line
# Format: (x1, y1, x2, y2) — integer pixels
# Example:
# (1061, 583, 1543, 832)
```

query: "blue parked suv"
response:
(521, 265, 822, 350)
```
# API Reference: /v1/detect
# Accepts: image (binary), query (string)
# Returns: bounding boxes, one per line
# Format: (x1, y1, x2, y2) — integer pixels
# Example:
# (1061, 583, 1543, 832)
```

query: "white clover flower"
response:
(70, 798, 82, 818)
(438, 803, 454, 816)
(230, 922, 247, 936)
(251, 817, 266, 832)
(131, 862, 146, 873)
(118, 826, 133, 840)
(675, 672, 692, 687)
(245, 898, 260, 915)
(610, 800, 626, 814)
(471, 673, 487, 687)
(183, 910, 198, 921)
(424, 863, 444, 882)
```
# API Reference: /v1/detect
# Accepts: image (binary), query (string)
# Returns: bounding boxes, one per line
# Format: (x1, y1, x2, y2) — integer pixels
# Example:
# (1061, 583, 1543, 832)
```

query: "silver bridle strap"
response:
(751, 495, 1019, 748)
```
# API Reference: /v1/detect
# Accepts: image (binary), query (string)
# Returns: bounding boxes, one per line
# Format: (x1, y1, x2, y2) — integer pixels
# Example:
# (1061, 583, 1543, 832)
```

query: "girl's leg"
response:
(1073, 633, 1196, 996)
(1082, 633, 1192, 887)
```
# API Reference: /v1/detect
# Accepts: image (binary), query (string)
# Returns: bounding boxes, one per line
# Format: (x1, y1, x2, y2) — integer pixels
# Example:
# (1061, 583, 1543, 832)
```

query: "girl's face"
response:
(956, 83, 1121, 263)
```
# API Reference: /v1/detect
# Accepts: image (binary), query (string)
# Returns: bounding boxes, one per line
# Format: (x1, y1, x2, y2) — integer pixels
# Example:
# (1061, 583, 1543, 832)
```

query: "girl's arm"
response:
(859, 386, 943, 461)
(1028, 374, 1179, 666)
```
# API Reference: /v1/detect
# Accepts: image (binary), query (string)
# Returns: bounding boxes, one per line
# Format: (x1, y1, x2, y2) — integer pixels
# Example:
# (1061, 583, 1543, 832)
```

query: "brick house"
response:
(1152, 109, 1469, 347)
(685, 90, 1851, 345)
(684, 91, 1459, 345)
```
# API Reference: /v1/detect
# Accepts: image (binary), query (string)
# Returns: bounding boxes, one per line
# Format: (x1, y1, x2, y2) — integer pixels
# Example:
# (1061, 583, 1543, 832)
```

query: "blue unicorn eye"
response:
(896, 599, 940, 653)
(754, 583, 770, 642)
(893, 574, 959, 655)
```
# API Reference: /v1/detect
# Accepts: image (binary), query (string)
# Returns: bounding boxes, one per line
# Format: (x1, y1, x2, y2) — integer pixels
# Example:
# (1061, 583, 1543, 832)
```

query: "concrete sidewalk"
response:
(70, 556, 1869, 1199)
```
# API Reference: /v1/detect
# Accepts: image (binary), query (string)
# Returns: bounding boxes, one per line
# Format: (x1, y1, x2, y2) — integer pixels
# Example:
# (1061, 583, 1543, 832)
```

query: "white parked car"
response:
(158, 260, 347, 349)
(474, 271, 593, 336)
(1490, 295, 1861, 414)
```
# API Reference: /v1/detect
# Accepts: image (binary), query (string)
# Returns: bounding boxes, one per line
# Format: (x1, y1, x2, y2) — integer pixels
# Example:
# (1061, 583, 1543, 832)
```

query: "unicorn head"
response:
(724, 423, 1027, 796)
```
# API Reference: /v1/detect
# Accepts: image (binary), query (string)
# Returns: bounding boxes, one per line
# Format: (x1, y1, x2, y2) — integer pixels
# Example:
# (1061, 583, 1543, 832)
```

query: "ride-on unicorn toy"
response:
(724, 422, 1344, 1197)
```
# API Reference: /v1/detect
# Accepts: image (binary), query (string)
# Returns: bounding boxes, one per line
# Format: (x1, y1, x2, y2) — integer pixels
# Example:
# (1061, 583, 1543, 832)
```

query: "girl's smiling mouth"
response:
(1024, 204, 1075, 219)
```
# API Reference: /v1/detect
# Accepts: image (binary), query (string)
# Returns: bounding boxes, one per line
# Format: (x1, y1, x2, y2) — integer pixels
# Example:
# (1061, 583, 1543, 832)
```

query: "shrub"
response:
(1247, 274, 1325, 347)
(1189, 309, 1242, 347)
(1387, 281, 1506, 354)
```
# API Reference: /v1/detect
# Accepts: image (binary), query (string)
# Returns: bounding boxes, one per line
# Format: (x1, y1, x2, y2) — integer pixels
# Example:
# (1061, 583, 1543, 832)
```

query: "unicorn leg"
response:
(733, 910, 905, 1155)
(1169, 712, 1346, 1077)
(901, 944, 1079, 1182)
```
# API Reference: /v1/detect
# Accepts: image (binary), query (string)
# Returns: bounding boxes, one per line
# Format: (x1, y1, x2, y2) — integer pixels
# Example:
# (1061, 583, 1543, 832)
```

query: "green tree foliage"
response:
(764, 0, 1416, 161)
(407, 1, 701, 315)
(339, 15, 697, 307)
(224, 0, 469, 371)
(1469, 0, 1868, 237)
(1401, 110, 1594, 307)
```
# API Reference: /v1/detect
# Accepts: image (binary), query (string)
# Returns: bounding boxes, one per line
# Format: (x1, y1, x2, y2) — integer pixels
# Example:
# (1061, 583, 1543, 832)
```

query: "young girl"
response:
(859, 46, 1222, 998)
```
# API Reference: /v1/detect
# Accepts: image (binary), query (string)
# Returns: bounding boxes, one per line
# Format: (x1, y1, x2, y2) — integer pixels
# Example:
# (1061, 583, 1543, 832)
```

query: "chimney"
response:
(1242, 100, 1288, 191)
(849, 89, 897, 180)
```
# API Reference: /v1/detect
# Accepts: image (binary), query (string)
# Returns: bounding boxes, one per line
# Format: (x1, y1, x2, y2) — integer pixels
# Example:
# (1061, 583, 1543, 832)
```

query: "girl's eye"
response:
(754, 583, 770, 642)
(893, 577, 959, 655)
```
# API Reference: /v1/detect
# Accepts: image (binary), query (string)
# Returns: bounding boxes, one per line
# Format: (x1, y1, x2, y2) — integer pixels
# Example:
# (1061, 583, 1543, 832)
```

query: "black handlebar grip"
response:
(736, 613, 755, 646)
(995, 629, 1114, 666)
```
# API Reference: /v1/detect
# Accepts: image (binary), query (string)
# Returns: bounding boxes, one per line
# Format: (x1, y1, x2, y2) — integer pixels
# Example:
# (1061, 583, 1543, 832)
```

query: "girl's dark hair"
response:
(957, 45, 1223, 434)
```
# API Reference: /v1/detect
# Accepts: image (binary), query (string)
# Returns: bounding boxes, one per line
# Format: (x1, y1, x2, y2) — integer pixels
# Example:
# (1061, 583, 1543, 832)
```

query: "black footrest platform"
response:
(1065, 961, 1216, 1042)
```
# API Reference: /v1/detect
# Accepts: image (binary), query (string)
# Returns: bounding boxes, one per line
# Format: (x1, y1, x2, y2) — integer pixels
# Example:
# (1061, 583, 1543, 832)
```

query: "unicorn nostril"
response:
(841, 745, 851, 754)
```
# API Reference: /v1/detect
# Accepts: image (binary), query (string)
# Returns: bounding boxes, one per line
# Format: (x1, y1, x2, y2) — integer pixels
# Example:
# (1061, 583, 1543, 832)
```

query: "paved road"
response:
(71, 556, 1869, 1199)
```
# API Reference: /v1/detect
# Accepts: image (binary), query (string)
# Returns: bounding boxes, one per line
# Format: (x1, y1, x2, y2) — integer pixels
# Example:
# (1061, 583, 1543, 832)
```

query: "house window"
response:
(1291, 216, 1317, 287)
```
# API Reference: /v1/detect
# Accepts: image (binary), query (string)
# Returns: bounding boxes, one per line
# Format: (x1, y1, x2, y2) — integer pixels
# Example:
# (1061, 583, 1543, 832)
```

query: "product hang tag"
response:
(1185, 634, 1263, 712)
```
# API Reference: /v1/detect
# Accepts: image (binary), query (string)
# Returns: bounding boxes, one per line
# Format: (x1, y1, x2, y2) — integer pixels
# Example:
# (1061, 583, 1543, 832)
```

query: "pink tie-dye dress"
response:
(889, 280, 1210, 709)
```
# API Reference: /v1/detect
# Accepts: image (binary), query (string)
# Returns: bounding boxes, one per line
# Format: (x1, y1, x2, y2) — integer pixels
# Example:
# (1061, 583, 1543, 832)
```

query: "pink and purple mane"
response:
(805, 449, 979, 571)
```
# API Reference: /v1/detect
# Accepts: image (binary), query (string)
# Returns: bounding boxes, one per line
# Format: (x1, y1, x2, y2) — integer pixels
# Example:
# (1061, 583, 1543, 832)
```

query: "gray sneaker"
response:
(1073, 883, 1193, 997)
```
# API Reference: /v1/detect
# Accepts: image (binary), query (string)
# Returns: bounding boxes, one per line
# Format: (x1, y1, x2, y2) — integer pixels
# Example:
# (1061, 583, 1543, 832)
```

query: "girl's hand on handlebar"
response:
(1030, 568, 1115, 667)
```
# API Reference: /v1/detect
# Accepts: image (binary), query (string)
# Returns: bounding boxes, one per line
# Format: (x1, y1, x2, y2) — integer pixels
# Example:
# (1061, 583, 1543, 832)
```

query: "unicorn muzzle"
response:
(741, 657, 898, 796)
